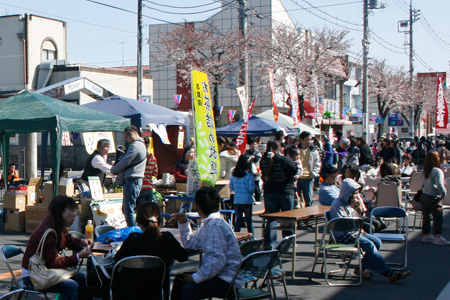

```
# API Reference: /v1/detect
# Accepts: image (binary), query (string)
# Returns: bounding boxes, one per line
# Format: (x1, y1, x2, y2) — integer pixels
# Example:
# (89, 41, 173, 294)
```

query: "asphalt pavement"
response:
(1, 195, 450, 299)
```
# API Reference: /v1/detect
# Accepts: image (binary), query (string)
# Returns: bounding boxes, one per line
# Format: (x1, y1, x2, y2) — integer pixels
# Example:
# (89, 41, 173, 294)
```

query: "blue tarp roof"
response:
(216, 115, 297, 137)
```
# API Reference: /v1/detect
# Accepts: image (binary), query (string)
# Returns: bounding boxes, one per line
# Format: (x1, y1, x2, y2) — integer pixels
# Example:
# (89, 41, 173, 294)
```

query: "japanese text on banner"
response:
(436, 75, 448, 129)
(191, 70, 220, 186)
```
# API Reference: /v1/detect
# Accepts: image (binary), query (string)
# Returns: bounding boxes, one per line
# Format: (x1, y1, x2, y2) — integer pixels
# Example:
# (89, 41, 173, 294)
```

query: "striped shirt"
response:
(142, 153, 158, 190)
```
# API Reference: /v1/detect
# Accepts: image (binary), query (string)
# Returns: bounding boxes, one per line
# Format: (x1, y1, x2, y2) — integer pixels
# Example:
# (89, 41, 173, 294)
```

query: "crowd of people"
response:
(20, 126, 450, 299)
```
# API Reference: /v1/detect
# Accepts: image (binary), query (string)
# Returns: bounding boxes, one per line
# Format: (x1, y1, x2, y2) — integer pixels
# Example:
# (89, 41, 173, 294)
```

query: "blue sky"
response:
(0, 0, 448, 73)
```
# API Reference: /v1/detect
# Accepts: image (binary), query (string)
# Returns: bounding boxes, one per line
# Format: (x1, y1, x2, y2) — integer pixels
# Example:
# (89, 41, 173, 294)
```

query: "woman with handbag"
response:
(420, 151, 450, 245)
(114, 201, 188, 300)
(22, 196, 100, 300)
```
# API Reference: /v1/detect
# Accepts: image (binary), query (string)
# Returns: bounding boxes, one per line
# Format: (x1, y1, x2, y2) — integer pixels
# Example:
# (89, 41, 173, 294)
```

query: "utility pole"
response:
(409, 0, 414, 137)
(362, 0, 369, 138)
(399, 1, 419, 137)
(238, 0, 248, 113)
(137, 0, 143, 100)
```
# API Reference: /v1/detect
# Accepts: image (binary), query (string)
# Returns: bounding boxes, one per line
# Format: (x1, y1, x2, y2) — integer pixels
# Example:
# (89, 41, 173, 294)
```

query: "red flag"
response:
(268, 68, 279, 122)
(236, 96, 257, 154)
(436, 75, 448, 129)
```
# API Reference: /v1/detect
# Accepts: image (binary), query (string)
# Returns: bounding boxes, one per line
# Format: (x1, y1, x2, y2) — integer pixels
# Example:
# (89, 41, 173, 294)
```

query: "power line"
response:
(414, 52, 435, 71)
(419, 18, 450, 51)
(0, 1, 135, 33)
(284, 1, 361, 13)
(143, 2, 224, 15)
(298, 0, 362, 27)
(370, 30, 405, 50)
(420, 14, 450, 49)
(370, 34, 406, 54)
(288, 0, 362, 32)
(68, 35, 136, 49)
(86, 0, 225, 35)
(391, 0, 409, 14)
(143, 0, 217, 9)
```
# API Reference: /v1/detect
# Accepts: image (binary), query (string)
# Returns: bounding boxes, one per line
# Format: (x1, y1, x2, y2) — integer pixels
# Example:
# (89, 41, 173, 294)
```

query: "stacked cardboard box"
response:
(42, 182, 75, 206)
(25, 205, 48, 233)
(4, 192, 27, 232)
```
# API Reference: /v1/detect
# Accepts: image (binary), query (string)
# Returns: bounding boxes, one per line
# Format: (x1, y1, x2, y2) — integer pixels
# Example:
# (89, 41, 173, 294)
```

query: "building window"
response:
(325, 81, 337, 100)
(41, 40, 57, 61)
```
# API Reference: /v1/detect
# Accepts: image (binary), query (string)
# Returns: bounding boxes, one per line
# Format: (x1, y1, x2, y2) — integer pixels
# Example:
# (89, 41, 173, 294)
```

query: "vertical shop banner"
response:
(287, 75, 300, 125)
(236, 96, 257, 154)
(268, 68, 279, 122)
(191, 70, 220, 186)
(436, 75, 449, 129)
(236, 86, 248, 117)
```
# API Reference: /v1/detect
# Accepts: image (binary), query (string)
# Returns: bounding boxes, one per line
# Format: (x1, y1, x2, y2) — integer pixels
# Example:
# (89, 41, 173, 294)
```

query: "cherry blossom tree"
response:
(368, 59, 409, 140)
(255, 24, 351, 117)
(401, 76, 436, 133)
(150, 22, 254, 123)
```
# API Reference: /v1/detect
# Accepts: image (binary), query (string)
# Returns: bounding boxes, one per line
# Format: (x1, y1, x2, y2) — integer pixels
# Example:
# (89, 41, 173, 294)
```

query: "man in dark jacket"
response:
(81, 139, 112, 184)
(357, 137, 374, 166)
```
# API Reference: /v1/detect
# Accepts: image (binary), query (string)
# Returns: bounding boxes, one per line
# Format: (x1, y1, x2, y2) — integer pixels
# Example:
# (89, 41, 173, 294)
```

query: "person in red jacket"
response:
(22, 196, 105, 300)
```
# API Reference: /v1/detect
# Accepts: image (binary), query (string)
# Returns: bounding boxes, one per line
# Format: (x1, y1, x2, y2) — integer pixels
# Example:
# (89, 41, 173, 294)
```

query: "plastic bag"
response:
(96, 226, 142, 244)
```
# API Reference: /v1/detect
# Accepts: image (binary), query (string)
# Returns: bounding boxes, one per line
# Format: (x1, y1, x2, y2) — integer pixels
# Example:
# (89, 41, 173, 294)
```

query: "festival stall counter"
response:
(78, 192, 126, 233)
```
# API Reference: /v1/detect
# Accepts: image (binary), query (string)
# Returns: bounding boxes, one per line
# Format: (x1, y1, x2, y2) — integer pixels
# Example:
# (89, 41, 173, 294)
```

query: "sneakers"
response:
(422, 235, 436, 243)
(389, 270, 411, 283)
(433, 237, 450, 245)
(354, 268, 372, 279)
(422, 235, 450, 245)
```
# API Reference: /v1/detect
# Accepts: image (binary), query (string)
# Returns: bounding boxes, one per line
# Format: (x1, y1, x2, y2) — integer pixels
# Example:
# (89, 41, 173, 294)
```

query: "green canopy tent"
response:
(0, 91, 130, 196)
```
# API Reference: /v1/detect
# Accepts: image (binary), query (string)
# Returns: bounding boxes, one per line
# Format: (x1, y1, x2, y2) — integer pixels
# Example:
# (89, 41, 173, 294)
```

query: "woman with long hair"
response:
(260, 140, 297, 249)
(229, 154, 255, 235)
(217, 136, 240, 180)
(22, 196, 101, 300)
(420, 151, 449, 245)
(114, 202, 188, 300)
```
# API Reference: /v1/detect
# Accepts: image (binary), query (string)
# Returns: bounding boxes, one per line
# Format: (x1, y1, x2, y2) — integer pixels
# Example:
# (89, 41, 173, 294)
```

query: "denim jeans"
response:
(421, 193, 444, 235)
(359, 233, 390, 275)
(297, 178, 313, 207)
(263, 192, 294, 249)
(234, 204, 254, 235)
(123, 178, 143, 227)
(136, 188, 154, 208)
(170, 274, 229, 300)
(23, 273, 93, 300)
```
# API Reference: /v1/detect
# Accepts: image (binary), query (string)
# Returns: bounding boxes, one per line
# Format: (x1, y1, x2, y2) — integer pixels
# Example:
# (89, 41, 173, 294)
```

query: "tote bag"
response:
(29, 228, 78, 290)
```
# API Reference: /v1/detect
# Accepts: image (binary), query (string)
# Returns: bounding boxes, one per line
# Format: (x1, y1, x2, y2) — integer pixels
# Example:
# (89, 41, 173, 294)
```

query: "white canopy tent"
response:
(256, 110, 323, 136)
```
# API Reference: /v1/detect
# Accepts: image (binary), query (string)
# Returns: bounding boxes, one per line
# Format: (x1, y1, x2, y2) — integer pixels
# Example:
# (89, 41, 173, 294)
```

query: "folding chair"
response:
(240, 238, 264, 257)
(267, 235, 295, 300)
(110, 255, 166, 300)
(224, 250, 279, 300)
(442, 178, 450, 210)
(0, 245, 57, 299)
(309, 217, 363, 286)
(0, 289, 25, 300)
(94, 225, 115, 239)
(376, 181, 401, 207)
(370, 207, 408, 270)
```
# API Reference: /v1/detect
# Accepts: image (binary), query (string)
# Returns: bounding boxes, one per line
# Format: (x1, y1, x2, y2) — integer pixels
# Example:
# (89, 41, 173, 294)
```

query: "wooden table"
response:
(260, 205, 330, 278)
